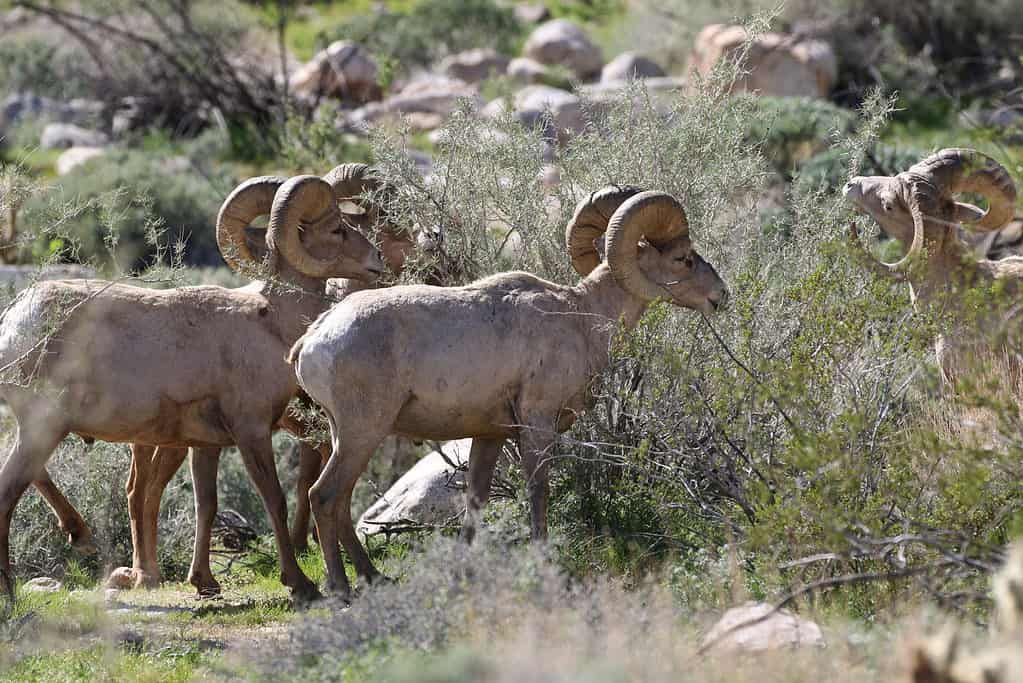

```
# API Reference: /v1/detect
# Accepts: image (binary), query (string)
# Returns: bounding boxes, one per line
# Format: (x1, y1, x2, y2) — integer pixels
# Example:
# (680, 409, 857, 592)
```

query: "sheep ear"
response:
(953, 202, 986, 224)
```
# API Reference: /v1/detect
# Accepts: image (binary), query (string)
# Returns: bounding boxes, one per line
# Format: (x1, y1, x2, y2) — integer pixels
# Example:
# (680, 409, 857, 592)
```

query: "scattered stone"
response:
(523, 19, 603, 81)
(357, 439, 472, 537)
(1, 93, 104, 142)
(40, 123, 109, 150)
(23, 577, 62, 593)
(290, 40, 381, 104)
(689, 24, 837, 98)
(701, 601, 826, 653)
(514, 2, 550, 24)
(345, 76, 482, 130)
(439, 48, 511, 84)
(105, 566, 136, 590)
(513, 85, 585, 144)
(964, 106, 1023, 143)
(507, 57, 551, 85)
(600, 52, 666, 82)
(56, 146, 107, 175)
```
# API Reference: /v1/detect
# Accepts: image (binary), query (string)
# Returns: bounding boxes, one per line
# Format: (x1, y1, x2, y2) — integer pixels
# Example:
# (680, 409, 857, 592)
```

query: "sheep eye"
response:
(675, 255, 694, 267)
(880, 199, 893, 212)
(333, 227, 347, 239)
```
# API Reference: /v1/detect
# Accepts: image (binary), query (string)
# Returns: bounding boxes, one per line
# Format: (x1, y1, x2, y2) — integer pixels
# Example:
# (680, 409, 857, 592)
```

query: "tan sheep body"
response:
(291, 188, 728, 597)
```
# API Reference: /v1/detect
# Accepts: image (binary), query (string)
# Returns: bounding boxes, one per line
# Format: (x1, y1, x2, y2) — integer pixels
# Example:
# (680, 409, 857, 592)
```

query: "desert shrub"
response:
(330, 0, 523, 75)
(10, 0, 284, 133)
(0, 36, 92, 101)
(0, 429, 196, 583)
(748, 96, 855, 179)
(783, 0, 1023, 106)
(794, 142, 926, 195)
(18, 141, 236, 271)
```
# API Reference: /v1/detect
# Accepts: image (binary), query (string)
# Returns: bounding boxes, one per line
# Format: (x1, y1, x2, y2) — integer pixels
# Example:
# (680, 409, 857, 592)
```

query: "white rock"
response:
(345, 76, 482, 130)
(523, 19, 603, 80)
(289, 41, 381, 104)
(600, 52, 666, 82)
(24, 576, 62, 593)
(688, 24, 837, 98)
(357, 439, 472, 537)
(513, 85, 585, 144)
(507, 57, 550, 85)
(56, 146, 106, 175)
(701, 602, 825, 653)
(40, 123, 109, 150)
(0, 264, 97, 293)
(439, 48, 510, 84)
(105, 566, 135, 590)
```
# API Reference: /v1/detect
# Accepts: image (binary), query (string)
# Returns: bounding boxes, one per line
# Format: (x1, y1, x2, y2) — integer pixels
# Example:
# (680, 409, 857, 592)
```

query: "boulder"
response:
(289, 40, 381, 104)
(523, 19, 603, 81)
(600, 52, 666, 82)
(701, 602, 825, 653)
(56, 146, 107, 176)
(40, 123, 109, 150)
(689, 24, 837, 98)
(514, 3, 550, 24)
(105, 566, 136, 590)
(439, 48, 510, 84)
(24, 576, 62, 593)
(513, 85, 585, 144)
(507, 57, 551, 85)
(357, 439, 472, 537)
(345, 76, 482, 131)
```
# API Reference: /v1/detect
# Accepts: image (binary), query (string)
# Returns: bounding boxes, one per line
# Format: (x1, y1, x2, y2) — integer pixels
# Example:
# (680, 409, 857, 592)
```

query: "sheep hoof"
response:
(291, 580, 322, 605)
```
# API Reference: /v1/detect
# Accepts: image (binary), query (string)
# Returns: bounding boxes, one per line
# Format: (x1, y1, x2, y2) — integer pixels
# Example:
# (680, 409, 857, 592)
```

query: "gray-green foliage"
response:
(5, 434, 196, 582)
(332, 0, 524, 75)
(18, 137, 236, 272)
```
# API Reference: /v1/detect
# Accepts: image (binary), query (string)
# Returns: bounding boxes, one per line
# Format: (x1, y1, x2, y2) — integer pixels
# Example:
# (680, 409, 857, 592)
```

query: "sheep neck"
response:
(253, 264, 334, 343)
(572, 263, 651, 340)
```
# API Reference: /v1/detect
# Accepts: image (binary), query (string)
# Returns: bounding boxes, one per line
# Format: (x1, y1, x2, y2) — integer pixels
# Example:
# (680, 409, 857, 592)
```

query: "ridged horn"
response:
(216, 176, 286, 272)
(606, 191, 690, 302)
(266, 175, 344, 278)
(565, 186, 644, 276)
(909, 148, 1017, 232)
(324, 162, 395, 229)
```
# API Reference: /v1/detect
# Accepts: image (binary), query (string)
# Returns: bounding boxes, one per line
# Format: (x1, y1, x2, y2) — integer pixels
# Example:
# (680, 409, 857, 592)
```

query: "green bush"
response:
(19, 140, 237, 272)
(330, 0, 524, 74)
(748, 96, 856, 178)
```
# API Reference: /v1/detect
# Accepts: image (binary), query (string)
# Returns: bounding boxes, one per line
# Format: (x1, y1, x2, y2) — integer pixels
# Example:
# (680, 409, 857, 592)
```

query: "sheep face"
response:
(636, 236, 727, 314)
(301, 216, 384, 280)
(843, 176, 919, 247)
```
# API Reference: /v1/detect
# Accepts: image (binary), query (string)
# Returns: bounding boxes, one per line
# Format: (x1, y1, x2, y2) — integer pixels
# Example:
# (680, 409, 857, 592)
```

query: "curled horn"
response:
(565, 186, 644, 276)
(266, 175, 344, 278)
(323, 162, 398, 233)
(216, 176, 286, 272)
(909, 148, 1017, 233)
(605, 191, 689, 302)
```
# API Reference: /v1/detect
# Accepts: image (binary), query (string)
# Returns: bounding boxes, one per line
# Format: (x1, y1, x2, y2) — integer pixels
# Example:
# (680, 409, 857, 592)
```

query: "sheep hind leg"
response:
(289, 442, 323, 555)
(312, 424, 389, 599)
(459, 438, 504, 544)
(32, 472, 96, 555)
(138, 446, 188, 588)
(234, 430, 320, 603)
(119, 444, 155, 588)
(188, 447, 222, 598)
(0, 421, 65, 601)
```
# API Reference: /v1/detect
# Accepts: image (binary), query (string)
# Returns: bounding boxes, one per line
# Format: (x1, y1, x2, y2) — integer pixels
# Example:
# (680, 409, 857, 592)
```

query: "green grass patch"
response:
(0, 643, 211, 683)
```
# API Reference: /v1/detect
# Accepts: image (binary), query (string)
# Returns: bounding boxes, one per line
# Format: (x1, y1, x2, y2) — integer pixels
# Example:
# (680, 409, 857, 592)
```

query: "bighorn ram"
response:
(106, 163, 413, 595)
(0, 173, 384, 601)
(842, 148, 1020, 382)
(290, 187, 728, 596)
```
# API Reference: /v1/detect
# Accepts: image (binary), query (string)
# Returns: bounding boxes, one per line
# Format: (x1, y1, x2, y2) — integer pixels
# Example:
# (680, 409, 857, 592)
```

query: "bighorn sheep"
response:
(842, 148, 1020, 383)
(0, 172, 384, 601)
(290, 187, 728, 596)
(106, 163, 413, 595)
